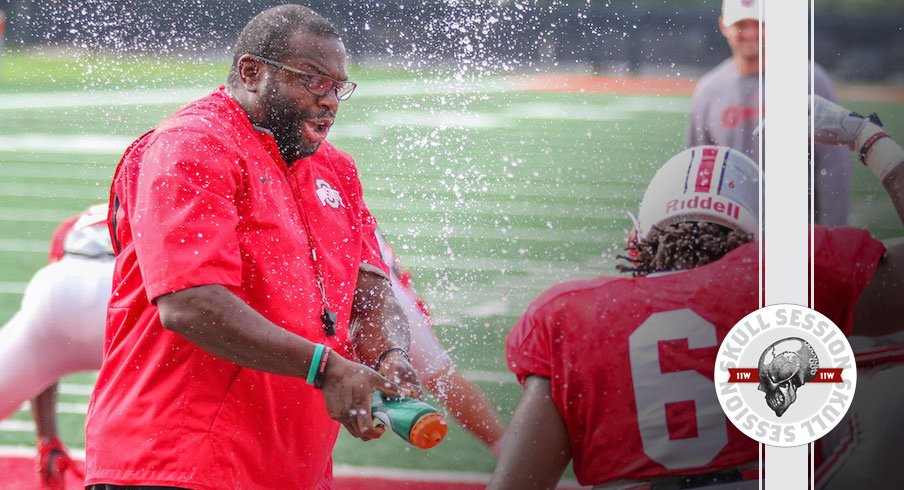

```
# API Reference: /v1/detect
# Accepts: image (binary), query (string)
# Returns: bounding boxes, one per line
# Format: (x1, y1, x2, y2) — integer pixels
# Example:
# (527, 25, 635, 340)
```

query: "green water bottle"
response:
(371, 392, 448, 449)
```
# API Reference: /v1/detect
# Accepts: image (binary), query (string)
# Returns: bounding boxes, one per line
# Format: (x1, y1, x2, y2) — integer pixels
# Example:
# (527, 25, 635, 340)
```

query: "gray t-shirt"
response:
(687, 60, 850, 225)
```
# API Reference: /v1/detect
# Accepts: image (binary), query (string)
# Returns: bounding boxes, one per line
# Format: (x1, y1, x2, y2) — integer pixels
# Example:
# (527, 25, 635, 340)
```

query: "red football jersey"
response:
(506, 226, 885, 487)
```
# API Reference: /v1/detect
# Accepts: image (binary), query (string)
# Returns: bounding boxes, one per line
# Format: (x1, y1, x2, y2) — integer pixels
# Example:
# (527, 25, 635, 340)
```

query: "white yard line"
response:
(0, 420, 34, 432)
(0, 446, 585, 488)
(12, 401, 90, 415)
(0, 167, 113, 180)
(0, 281, 27, 294)
(0, 79, 516, 111)
(0, 238, 610, 278)
(60, 383, 96, 396)
(0, 239, 48, 253)
(332, 464, 586, 488)
(0, 183, 107, 200)
(460, 370, 515, 384)
(0, 208, 73, 223)
(0, 134, 135, 154)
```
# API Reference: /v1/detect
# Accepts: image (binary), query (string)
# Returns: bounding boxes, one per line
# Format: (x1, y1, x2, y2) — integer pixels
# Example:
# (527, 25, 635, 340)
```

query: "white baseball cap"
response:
(722, 0, 763, 27)
(633, 146, 761, 241)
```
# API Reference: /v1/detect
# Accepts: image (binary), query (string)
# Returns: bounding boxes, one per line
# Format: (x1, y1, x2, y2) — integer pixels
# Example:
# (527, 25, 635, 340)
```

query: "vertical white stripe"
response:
(810, 1, 817, 488)
(807, 0, 816, 482)
(758, 2, 766, 488)
(758, 0, 766, 310)
(765, 0, 809, 306)
(759, 443, 764, 490)
(810, 0, 817, 310)
(764, 0, 810, 487)
(811, 442, 816, 488)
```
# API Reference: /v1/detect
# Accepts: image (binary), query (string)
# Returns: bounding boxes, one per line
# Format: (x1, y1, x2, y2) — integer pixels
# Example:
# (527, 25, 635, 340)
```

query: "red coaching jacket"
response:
(86, 87, 387, 489)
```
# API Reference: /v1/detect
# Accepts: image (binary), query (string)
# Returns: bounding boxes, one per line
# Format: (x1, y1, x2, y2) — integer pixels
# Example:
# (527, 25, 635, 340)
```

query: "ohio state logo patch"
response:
(315, 179, 343, 208)
(714, 304, 856, 447)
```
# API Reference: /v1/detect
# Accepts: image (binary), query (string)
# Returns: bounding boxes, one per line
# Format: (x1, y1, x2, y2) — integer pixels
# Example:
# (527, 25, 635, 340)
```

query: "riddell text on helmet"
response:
(666, 196, 741, 219)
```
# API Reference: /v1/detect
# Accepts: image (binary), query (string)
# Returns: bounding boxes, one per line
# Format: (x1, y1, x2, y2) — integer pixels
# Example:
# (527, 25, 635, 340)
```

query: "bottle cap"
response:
(408, 412, 447, 449)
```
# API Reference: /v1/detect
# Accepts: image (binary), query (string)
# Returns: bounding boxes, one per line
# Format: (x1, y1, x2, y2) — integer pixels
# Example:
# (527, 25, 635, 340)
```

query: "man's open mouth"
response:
(312, 118, 333, 134)
(301, 118, 334, 145)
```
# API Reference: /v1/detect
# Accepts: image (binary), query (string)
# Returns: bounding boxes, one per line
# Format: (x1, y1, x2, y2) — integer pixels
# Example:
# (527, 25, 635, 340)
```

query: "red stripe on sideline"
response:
(0, 456, 490, 490)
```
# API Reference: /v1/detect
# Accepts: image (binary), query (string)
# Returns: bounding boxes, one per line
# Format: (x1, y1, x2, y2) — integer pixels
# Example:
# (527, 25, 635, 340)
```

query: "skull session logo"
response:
(714, 305, 856, 447)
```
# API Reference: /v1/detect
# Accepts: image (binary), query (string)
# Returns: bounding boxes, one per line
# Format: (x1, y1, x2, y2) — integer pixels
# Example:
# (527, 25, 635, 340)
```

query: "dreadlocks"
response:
(618, 222, 753, 277)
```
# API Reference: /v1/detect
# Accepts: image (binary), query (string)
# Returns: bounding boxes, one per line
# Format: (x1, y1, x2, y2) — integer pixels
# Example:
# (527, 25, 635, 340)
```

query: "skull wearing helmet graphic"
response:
(757, 338, 819, 417)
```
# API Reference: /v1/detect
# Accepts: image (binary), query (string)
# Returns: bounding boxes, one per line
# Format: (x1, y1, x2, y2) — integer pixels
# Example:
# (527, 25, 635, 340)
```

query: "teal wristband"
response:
(307, 344, 325, 385)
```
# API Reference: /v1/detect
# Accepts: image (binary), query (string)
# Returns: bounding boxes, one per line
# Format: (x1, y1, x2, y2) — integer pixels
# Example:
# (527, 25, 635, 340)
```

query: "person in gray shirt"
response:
(687, 0, 851, 225)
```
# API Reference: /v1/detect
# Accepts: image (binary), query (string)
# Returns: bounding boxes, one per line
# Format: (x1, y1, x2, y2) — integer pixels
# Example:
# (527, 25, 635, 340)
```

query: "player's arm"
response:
(31, 383, 57, 443)
(350, 269, 422, 398)
(813, 95, 904, 223)
(32, 383, 83, 486)
(156, 285, 405, 440)
(854, 239, 904, 337)
(488, 376, 571, 490)
(814, 96, 904, 334)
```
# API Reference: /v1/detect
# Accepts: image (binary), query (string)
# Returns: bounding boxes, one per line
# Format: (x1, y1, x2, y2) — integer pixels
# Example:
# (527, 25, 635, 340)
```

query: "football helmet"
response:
(632, 146, 761, 242)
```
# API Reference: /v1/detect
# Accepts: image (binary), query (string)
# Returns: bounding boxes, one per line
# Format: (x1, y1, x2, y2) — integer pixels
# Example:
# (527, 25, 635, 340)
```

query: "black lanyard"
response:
(295, 181, 337, 337)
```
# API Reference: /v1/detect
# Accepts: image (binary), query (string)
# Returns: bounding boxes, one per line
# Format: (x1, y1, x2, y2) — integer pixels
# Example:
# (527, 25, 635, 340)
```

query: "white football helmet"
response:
(631, 146, 761, 242)
(64, 203, 114, 258)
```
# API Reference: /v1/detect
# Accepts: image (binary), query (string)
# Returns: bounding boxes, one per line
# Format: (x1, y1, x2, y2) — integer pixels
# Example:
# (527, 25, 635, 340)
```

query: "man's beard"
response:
(261, 88, 331, 163)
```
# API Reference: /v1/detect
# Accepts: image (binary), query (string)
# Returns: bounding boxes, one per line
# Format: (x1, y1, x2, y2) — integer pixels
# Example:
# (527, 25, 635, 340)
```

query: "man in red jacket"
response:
(85, 5, 420, 489)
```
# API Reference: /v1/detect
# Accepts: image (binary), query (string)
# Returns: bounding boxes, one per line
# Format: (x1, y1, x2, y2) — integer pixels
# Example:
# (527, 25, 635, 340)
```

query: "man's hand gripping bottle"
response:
(371, 392, 448, 449)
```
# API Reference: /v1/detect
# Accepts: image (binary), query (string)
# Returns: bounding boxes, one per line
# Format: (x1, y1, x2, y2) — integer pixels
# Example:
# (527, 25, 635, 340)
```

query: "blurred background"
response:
(0, 0, 901, 487)
(1, 0, 903, 81)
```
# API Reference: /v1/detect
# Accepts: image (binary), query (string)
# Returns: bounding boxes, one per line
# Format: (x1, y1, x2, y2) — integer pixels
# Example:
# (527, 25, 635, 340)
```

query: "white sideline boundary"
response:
(0, 79, 517, 111)
(0, 446, 586, 488)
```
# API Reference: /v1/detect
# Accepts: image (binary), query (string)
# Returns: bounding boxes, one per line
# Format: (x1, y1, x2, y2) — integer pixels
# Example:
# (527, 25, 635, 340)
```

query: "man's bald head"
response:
(228, 4, 341, 87)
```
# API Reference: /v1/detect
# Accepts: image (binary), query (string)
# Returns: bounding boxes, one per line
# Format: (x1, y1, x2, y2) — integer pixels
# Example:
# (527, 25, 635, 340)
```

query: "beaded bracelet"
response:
(374, 347, 410, 372)
(306, 344, 325, 386)
(860, 131, 889, 165)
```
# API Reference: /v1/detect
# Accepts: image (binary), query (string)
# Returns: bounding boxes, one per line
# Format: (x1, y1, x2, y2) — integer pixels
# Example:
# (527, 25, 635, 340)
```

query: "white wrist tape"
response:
(863, 136, 904, 182)
(856, 122, 903, 181)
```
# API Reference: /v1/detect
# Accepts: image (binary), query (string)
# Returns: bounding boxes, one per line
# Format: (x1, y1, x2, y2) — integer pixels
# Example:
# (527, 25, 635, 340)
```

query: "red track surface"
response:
(0, 456, 489, 490)
(518, 73, 904, 103)
(518, 74, 696, 96)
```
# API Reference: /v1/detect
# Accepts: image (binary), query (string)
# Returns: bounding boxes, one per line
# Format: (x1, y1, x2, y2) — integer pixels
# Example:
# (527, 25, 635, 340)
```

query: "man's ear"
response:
(718, 16, 730, 39)
(236, 55, 266, 92)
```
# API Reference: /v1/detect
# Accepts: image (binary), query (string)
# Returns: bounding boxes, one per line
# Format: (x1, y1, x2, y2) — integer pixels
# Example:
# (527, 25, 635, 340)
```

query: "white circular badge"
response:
(714, 304, 856, 447)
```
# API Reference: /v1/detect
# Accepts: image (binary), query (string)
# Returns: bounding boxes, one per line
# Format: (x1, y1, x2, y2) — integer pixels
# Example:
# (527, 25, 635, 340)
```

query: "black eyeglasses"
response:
(248, 54, 357, 101)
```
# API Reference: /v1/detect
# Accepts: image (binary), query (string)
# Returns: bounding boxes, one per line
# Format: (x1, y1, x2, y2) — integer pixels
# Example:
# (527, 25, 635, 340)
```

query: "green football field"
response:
(1, 51, 902, 477)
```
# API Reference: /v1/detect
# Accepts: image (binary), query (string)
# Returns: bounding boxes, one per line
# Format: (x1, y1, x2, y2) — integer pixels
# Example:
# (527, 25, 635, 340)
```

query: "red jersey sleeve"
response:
(813, 225, 886, 335)
(506, 300, 554, 385)
(507, 278, 623, 385)
(507, 276, 634, 387)
(131, 129, 244, 301)
(48, 215, 79, 263)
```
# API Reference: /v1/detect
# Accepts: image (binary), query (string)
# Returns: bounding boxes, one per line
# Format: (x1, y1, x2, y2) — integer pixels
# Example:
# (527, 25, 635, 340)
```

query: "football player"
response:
(490, 137, 904, 488)
(810, 95, 904, 488)
(0, 206, 506, 488)
(0, 204, 109, 488)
